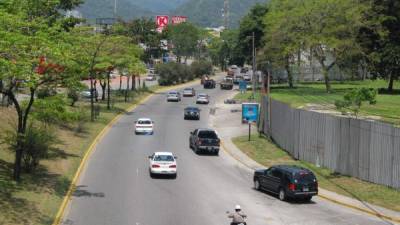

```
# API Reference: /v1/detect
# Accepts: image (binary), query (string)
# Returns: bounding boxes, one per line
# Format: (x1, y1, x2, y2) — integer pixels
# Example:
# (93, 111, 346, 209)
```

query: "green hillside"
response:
(78, 0, 153, 20)
(173, 0, 267, 27)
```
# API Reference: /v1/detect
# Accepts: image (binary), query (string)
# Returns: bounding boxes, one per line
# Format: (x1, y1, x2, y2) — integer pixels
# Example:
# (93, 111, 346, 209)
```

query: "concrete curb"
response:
(219, 140, 400, 224)
(52, 79, 201, 225)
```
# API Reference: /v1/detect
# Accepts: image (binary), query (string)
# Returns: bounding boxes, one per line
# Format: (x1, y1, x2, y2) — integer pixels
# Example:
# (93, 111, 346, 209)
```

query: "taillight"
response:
(169, 165, 176, 168)
(288, 183, 296, 191)
(152, 165, 160, 168)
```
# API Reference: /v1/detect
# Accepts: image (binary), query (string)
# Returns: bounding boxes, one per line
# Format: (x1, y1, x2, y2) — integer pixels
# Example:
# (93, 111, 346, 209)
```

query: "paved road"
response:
(63, 81, 393, 225)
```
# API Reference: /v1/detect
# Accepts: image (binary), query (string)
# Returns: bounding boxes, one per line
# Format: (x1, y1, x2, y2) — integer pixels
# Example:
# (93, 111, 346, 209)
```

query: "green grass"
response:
(271, 80, 400, 125)
(233, 135, 400, 212)
(234, 80, 400, 125)
(0, 89, 155, 225)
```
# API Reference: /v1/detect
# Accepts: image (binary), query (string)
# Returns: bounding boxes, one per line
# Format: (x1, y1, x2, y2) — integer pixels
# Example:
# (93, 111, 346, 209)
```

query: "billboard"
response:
(171, 16, 187, 25)
(156, 15, 169, 32)
(242, 103, 259, 124)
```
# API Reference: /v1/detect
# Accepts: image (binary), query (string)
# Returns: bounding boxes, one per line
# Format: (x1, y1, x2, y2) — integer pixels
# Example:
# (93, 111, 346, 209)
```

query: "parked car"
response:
(148, 152, 177, 178)
(183, 88, 196, 97)
(203, 79, 216, 89)
(167, 91, 181, 102)
(253, 165, 318, 201)
(135, 118, 154, 135)
(196, 93, 209, 104)
(81, 89, 98, 99)
(189, 129, 220, 155)
(146, 74, 157, 81)
(184, 106, 200, 120)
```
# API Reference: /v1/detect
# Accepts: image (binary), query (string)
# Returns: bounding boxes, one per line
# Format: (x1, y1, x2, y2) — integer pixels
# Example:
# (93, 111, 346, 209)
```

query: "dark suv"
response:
(253, 165, 318, 201)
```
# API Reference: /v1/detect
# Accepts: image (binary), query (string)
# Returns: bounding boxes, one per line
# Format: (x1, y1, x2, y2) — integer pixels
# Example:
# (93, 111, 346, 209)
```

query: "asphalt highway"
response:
(63, 81, 393, 225)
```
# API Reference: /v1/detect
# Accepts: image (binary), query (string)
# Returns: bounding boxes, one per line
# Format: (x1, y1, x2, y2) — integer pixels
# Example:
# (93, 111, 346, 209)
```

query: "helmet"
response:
(235, 205, 241, 210)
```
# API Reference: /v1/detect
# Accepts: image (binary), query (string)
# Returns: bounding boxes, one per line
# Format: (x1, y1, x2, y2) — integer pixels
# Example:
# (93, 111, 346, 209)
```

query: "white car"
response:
(243, 74, 251, 81)
(167, 91, 181, 102)
(135, 118, 154, 135)
(148, 152, 177, 178)
(146, 74, 157, 81)
(196, 93, 209, 104)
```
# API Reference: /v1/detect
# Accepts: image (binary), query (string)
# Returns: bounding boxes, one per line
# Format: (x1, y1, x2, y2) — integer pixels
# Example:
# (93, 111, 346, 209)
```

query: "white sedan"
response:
(135, 118, 154, 135)
(148, 152, 177, 178)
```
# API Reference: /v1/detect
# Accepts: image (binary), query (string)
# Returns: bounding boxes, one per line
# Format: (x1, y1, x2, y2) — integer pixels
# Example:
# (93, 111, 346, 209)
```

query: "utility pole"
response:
(223, 0, 230, 29)
(252, 32, 256, 99)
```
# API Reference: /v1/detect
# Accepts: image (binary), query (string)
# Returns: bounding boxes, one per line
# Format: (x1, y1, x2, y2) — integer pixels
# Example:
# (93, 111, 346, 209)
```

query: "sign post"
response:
(242, 103, 260, 141)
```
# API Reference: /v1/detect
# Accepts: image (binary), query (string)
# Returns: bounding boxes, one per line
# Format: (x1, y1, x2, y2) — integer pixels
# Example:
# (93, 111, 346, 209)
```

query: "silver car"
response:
(196, 93, 209, 104)
(167, 91, 181, 102)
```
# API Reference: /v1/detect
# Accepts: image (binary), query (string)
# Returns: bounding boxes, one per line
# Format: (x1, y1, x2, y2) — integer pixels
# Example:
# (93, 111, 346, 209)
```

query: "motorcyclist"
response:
(228, 205, 247, 225)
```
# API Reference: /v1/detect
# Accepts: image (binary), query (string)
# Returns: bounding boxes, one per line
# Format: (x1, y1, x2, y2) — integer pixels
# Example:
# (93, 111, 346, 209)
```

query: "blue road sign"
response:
(239, 80, 247, 92)
(242, 103, 259, 123)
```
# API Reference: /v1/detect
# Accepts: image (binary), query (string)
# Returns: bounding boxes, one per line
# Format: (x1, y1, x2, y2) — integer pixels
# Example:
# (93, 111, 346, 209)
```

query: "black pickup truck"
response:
(189, 129, 220, 155)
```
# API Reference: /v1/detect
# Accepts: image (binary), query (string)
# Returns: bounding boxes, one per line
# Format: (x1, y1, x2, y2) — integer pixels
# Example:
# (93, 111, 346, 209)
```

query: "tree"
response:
(0, 11, 80, 180)
(335, 88, 377, 117)
(238, 3, 269, 64)
(121, 18, 163, 62)
(165, 22, 200, 63)
(358, 0, 400, 92)
(263, 0, 370, 92)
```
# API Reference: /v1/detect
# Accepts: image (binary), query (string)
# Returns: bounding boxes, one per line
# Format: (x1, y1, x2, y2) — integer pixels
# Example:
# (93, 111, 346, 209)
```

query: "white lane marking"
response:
(136, 168, 139, 176)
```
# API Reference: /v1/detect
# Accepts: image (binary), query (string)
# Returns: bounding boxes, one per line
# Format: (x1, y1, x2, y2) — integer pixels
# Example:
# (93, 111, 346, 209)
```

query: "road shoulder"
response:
(209, 91, 400, 224)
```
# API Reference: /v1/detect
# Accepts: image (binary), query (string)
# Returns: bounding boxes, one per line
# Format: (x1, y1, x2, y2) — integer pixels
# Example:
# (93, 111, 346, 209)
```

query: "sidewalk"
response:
(209, 90, 400, 224)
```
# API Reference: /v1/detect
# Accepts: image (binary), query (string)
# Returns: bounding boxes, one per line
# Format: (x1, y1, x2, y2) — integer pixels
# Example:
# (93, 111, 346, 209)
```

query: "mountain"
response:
(78, 0, 191, 21)
(132, 0, 190, 13)
(173, 0, 268, 28)
(77, 0, 266, 27)
(78, 0, 152, 20)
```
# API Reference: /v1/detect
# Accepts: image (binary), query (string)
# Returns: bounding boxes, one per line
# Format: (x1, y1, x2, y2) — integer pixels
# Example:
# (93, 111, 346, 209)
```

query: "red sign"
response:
(156, 15, 169, 32)
(171, 16, 187, 25)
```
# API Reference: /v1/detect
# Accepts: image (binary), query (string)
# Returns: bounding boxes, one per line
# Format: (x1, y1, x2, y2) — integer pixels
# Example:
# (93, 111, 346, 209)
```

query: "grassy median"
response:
(232, 134, 400, 212)
(0, 89, 155, 225)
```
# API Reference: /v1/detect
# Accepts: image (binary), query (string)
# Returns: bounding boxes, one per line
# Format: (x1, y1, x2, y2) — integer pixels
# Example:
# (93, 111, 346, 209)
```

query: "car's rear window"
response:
(198, 131, 218, 139)
(294, 172, 316, 183)
(154, 155, 174, 161)
(138, 120, 152, 125)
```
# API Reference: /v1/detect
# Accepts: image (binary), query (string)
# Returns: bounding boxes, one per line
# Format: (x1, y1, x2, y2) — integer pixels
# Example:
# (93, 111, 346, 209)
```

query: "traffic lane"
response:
(63, 85, 389, 225)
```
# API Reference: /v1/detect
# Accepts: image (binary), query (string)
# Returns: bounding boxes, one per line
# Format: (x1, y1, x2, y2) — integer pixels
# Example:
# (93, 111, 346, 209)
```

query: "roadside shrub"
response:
(3, 123, 57, 172)
(156, 60, 212, 86)
(67, 89, 79, 107)
(31, 95, 80, 126)
(191, 60, 213, 77)
(335, 88, 377, 117)
(36, 87, 57, 99)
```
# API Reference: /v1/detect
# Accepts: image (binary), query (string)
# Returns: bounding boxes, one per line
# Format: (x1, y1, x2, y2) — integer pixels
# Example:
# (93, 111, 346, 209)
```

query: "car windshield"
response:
(198, 131, 217, 139)
(153, 155, 174, 162)
(138, 120, 151, 125)
(198, 94, 207, 98)
(186, 107, 199, 111)
(184, 88, 192, 91)
(294, 172, 316, 184)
